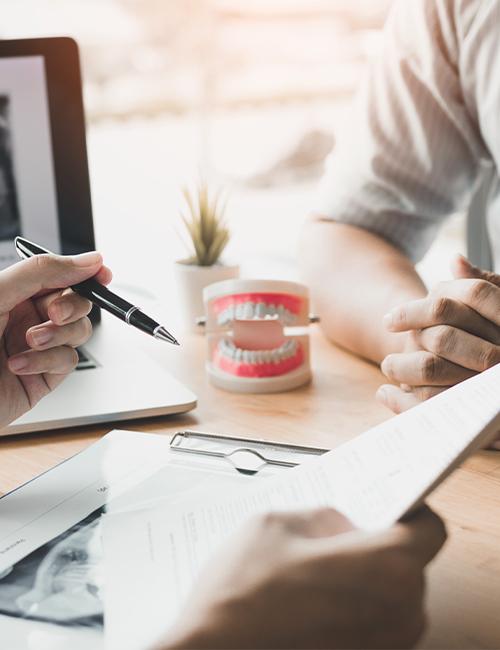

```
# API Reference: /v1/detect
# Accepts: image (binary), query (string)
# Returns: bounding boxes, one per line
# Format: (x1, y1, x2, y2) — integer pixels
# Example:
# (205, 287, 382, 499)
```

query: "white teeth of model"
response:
(248, 351, 258, 363)
(271, 349, 281, 363)
(243, 302, 254, 319)
(220, 306, 233, 325)
(242, 350, 251, 363)
(220, 339, 235, 359)
(216, 301, 301, 325)
(256, 302, 266, 319)
(235, 348, 243, 362)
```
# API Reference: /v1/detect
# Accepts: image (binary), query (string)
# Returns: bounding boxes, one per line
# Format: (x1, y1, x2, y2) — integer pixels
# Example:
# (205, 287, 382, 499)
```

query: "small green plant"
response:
(180, 182, 230, 266)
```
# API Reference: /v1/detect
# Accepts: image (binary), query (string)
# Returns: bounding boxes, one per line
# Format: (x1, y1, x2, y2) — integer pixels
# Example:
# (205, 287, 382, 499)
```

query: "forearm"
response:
(300, 219, 427, 363)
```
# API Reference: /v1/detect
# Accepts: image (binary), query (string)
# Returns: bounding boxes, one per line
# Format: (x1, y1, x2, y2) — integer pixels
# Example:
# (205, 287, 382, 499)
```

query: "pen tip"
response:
(154, 326, 180, 346)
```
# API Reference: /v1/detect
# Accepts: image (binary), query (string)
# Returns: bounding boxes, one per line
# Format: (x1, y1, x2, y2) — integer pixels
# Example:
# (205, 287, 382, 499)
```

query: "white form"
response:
(103, 363, 500, 650)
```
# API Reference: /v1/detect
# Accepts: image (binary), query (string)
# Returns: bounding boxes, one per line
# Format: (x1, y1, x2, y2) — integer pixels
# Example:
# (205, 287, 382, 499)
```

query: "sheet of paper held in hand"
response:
(103, 364, 500, 650)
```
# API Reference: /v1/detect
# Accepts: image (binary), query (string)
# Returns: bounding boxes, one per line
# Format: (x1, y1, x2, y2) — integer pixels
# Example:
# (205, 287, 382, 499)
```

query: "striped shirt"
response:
(316, 0, 500, 272)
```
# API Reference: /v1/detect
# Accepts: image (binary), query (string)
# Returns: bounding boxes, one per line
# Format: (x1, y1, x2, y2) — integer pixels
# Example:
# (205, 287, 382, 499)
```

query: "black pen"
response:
(14, 237, 179, 346)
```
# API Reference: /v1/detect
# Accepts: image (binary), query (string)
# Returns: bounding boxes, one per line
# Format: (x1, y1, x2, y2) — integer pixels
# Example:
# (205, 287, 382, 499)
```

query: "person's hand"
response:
(377, 255, 500, 426)
(161, 507, 446, 650)
(0, 252, 111, 427)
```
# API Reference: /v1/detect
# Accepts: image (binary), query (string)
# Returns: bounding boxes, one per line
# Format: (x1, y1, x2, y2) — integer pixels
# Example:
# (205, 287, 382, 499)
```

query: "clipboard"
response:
(170, 429, 328, 475)
(0, 429, 328, 650)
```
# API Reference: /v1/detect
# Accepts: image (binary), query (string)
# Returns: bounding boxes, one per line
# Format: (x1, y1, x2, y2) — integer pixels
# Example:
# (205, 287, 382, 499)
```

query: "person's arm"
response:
(158, 507, 446, 650)
(305, 3, 484, 361)
(300, 220, 426, 363)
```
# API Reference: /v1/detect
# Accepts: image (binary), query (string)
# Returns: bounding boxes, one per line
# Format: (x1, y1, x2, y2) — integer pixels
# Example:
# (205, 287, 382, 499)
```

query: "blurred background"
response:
(1, 0, 464, 297)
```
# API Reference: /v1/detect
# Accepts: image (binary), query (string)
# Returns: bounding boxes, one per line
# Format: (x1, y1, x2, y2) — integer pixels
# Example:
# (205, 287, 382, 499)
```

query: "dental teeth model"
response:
(203, 279, 312, 393)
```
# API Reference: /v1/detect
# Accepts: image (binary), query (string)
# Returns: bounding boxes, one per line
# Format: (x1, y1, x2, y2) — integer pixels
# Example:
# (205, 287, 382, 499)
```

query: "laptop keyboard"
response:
(75, 347, 98, 371)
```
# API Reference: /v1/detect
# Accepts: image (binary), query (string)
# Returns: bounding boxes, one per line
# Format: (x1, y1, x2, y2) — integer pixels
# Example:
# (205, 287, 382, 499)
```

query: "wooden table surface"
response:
(1, 328, 499, 649)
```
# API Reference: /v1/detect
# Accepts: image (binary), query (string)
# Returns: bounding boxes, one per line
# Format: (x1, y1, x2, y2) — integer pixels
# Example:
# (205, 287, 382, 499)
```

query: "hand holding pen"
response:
(0, 248, 113, 425)
(15, 237, 179, 345)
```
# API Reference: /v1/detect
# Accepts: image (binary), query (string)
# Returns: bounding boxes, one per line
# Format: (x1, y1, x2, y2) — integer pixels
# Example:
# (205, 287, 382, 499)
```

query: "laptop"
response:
(0, 37, 196, 435)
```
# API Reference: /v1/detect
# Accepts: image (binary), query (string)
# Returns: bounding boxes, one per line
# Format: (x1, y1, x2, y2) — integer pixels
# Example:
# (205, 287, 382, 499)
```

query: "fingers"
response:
(435, 279, 500, 328)
(259, 508, 355, 539)
(390, 507, 447, 566)
(35, 290, 93, 325)
(376, 384, 446, 414)
(9, 313, 92, 375)
(26, 317, 92, 351)
(293, 508, 355, 538)
(384, 295, 500, 344)
(8, 346, 79, 376)
(34, 263, 112, 324)
(381, 350, 476, 387)
(0, 252, 105, 315)
(316, 506, 446, 570)
(416, 325, 500, 373)
(451, 255, 500, 288)
(384, 319, 500, 381)
(95, 265, 113, 286)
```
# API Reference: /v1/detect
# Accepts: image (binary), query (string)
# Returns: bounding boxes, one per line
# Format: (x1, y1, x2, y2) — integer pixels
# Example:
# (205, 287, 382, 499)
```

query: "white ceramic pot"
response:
(174, 260, 239, 333)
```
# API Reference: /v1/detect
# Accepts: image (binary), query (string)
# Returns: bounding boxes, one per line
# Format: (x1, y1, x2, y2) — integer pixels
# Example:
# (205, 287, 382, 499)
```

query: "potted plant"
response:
(175, 182, 239, 331)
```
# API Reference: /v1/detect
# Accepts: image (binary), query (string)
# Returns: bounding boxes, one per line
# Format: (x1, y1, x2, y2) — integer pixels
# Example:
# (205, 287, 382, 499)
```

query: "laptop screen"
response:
(0, 55, 61, 270)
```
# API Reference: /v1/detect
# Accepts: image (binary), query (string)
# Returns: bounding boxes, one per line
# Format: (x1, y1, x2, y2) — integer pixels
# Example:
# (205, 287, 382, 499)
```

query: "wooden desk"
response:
(1, 329, 499, 648)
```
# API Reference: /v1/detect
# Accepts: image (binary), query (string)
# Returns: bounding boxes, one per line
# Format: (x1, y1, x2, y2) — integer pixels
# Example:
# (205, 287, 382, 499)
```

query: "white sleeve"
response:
(315, 0, 488, 263)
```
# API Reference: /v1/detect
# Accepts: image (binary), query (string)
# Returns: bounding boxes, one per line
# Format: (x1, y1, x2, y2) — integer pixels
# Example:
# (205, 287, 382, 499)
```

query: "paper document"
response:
(103, 364, 500, 650)
(0, 430, 256, 650)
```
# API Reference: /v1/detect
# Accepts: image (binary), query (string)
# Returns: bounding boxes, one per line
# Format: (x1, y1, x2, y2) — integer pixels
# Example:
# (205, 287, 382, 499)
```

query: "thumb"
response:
(0, 252, 103, 316)
(286, 508, 355, 539)
(265, 508, 355, 539)
(451, 254, 500, 287)
(380, 506, 447, 566)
